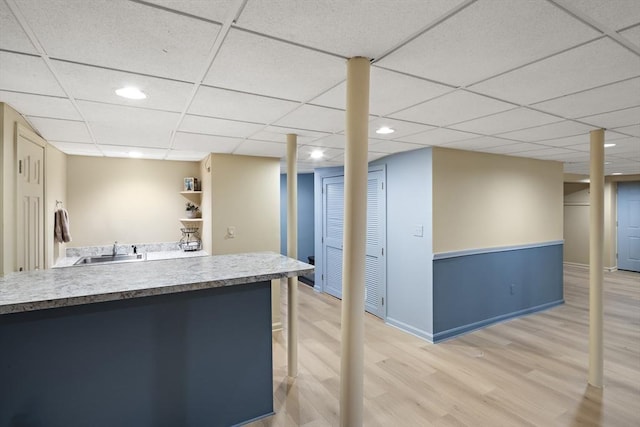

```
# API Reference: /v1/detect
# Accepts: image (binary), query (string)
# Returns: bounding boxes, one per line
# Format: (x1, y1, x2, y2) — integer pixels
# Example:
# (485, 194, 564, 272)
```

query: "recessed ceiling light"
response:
(116, 86, 146, 100)
(604, 143, 616, 148)
(128, 151, 143, 158)
(375, 126, 395, 135)
(611, 172, 623, 175)
(310, 150, 324, 160)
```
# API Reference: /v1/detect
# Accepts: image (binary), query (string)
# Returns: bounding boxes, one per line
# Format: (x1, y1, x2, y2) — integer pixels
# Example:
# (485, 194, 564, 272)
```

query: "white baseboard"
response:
(563, 261, 617, 272)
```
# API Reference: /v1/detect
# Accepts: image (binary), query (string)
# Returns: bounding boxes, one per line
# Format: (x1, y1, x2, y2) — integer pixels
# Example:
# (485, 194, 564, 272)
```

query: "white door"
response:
(323, 176, 345, 299)
(364, 171, 386, 318)
(321, 170, 386, 318)
(16, 125, 45, 272)
(617, 181, 640, 272)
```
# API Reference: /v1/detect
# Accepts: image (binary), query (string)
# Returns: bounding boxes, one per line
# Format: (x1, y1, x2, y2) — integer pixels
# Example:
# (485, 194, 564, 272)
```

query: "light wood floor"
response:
(249, 266, 640, 426)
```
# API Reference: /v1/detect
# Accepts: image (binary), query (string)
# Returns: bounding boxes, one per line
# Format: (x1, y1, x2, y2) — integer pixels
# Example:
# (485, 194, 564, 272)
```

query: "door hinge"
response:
(381, 247, 384, 256)
(321, 274, 324, 281)
(382, 297, 384, 306)
(381, 182, 384, 190)
(18, 160, 22, 174)
(321, 237, 324, 243)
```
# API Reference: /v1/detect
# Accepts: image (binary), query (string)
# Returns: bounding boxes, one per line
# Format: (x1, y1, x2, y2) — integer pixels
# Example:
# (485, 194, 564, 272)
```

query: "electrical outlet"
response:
(227, 226, 236, 238)
(413, 225, 423, 237)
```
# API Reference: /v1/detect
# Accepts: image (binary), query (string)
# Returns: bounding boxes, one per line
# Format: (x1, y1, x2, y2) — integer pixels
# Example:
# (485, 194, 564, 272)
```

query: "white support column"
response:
(286, 133, 298, 378)
(340, 57, 370, 427)
(589, 128, 605, 388)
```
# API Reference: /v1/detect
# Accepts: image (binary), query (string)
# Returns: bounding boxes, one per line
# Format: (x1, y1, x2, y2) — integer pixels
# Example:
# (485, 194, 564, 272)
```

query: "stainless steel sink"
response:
(74, 254, 145, 265)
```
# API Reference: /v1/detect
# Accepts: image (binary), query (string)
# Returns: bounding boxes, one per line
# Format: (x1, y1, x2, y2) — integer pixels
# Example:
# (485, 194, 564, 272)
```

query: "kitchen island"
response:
(0, 252, 313, 427)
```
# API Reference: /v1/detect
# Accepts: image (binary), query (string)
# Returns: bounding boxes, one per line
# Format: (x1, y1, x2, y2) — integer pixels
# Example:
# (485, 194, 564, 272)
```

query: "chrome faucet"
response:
(112, 241, 118, 256)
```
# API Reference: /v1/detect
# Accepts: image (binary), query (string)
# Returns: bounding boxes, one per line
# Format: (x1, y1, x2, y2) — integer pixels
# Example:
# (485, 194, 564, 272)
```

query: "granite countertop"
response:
(0, 252, 314, 315)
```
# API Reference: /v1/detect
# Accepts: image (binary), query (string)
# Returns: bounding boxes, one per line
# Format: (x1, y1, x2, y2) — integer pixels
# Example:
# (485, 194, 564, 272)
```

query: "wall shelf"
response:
(180, 191, 202, 195)
(179, 218, 203, 223)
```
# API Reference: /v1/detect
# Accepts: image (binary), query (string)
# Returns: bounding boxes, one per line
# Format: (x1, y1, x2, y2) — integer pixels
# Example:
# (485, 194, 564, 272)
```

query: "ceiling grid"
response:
(0, 0, 637, 174)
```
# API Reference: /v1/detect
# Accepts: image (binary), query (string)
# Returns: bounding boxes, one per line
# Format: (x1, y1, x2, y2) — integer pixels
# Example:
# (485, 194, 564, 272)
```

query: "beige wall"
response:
(432, 147, 564, 254)
(563, 183, 590, 265)
(45, 145, 68, 267)
(1, 103, 46, 275)
(208, 154, 282, 329)
(66, 156, 200, 247)
(209, 154, 281, 255)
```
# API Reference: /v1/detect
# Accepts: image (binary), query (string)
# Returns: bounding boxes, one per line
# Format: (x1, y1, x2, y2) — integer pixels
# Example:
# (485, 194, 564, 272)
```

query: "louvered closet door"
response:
(322, 170, 386, 318)
(323, 176, 345, 299)
(365, 170, 386, 318)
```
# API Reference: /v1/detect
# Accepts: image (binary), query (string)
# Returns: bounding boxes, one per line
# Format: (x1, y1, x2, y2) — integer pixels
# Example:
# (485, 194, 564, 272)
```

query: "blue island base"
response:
(0, 281, 273, 427)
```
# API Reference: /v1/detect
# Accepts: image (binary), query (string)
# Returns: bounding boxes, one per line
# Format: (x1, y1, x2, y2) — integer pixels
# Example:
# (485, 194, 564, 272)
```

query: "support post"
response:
(589, 128, 604, 388)
(340, 57, 370, 427)
(286, 133, 298, 378)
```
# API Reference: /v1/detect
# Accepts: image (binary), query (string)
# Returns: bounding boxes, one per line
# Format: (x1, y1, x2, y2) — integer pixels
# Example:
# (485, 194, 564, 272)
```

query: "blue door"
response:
(617, 182, 640, 272)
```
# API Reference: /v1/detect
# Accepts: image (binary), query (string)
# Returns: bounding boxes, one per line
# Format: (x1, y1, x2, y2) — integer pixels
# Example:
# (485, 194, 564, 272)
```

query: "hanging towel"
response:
(54, 208, 72, 243)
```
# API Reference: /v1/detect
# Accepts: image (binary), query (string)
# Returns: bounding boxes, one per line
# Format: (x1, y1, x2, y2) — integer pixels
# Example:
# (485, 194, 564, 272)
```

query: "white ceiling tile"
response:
(48, 141, 102, 156)
(77, 101, 179, 147)
(99, 145, 168, 160)
(515, 147, 582, 158)
(311, 134, 347, 149)
(249, 126, 327, 144)
(537, 130, 627, 148)
(620, 25, 640, 46)
(602, 137, 640, 156)
(470, 38, 640, 105)
(204, 29, 345, 101)
(368, 140, 425, 154)
(0, 52, 64, 96)
(579, 106, 640, 129)
(165, 150, 209, 161)
(189, 86, 299, 124)
(172, 132, 243, 153)
(27, 117, 91, 143)
(141, 0, 236, 22)
(613, 124, 640, 137)
(236, 0, 464, 58)
(480, 142, 548, 155)
(179, 115, 264, 138)
(233, 139, 287, 158)
(368, 117, 435, 139)
(498, 120, 596, 142)
(395, 127, 478, 145)
(443, 136, 518, 151)
(17, 0, 221, 81)
(0, 1, 37, 54)
(0, 91, 80, 120)
(560, 0, 640, 31)
(311, 67, 453, 116)
(390, 90, 514, 126)
(377, 0, 599, 86)
(450, 107, 560, 135)
(329, 151, 389, 164)
(533, 77, 640, 118)
(535, 133, 591, 147)
(52, 60, 194, 112)
(298, 145, 343, 162)
(274, 105, 345, 133)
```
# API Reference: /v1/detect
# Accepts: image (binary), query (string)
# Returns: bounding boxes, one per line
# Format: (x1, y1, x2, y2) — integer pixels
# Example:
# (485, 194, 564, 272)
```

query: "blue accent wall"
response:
(370, 148, 433, 338)
(280, 173, 315, 264)
(432, 243, 564, 342)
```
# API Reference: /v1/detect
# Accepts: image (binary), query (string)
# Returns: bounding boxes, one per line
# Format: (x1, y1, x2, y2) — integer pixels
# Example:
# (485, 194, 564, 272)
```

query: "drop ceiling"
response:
(0, 0, 639, 175)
